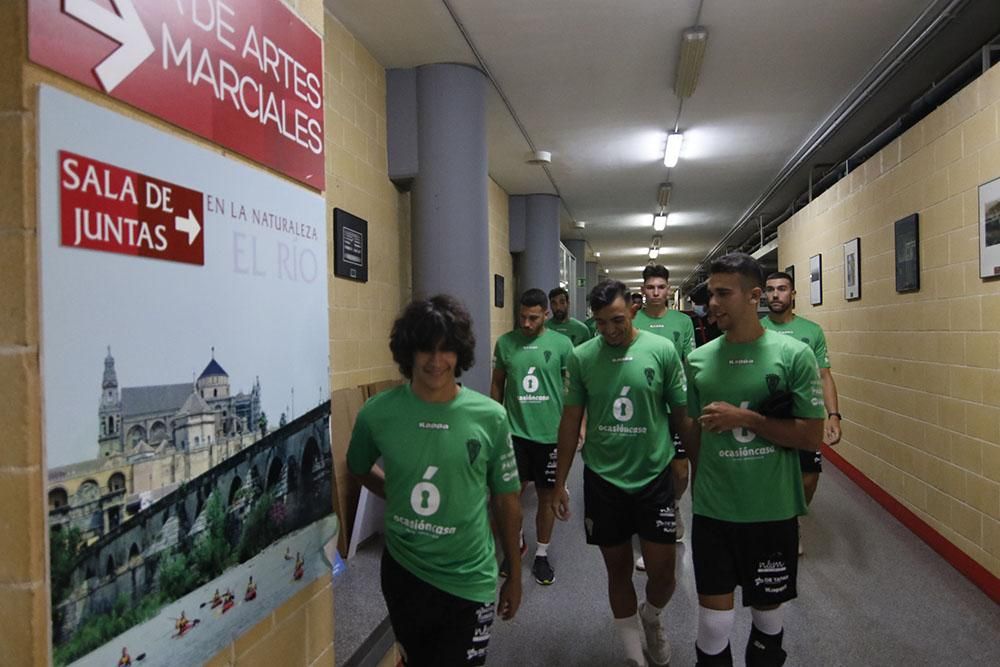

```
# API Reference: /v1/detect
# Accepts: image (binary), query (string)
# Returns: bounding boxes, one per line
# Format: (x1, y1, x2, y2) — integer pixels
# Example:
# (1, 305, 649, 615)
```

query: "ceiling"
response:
(325, 0, 1000, 291)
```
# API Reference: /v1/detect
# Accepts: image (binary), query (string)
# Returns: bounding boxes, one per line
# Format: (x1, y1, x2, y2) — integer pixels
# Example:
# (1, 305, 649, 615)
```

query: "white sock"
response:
(535, 541, 549, 558)
(613, 614, 645, 664)
(519, 532, 525, 549)
(696, 606, 736, 656)
(639, 599, 664, 623)
(751, 606, 784, 636)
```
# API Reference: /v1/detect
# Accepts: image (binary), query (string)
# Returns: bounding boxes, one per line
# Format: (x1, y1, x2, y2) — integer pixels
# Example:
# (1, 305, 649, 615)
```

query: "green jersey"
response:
(633, 309, 696, 360)
(584, 317, 598, 339)
(347, 384, 520, 602)
(760, 314, 830, 368)
(566, 330, 687, 491)
(493, 328, 573, 443)
(685, 330, 826, 522)
(548, 317, 592, 347)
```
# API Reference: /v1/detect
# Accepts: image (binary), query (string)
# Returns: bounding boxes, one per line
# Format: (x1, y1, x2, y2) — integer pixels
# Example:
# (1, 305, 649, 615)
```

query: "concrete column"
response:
(563, 239, 587, 320)
(410, 64, 491, 393)
(515, 194, 561, 301)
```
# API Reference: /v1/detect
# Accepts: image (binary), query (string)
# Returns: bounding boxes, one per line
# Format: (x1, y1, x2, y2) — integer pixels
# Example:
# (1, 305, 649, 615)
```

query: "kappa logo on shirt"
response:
(418, 421, 449, 430)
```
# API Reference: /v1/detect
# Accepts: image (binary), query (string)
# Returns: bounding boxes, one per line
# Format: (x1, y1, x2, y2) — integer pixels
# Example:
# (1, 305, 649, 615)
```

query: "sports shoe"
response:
(635, 555, 646, 571)
(675, 511, 685, 542)
(532, 555, 555, 585)
(639, 602, 671, 666)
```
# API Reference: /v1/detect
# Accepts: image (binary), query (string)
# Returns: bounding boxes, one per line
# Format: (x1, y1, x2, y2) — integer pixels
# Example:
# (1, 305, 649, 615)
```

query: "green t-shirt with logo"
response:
(347, 384, 520, 603)
(685, 330, 826, 522)
(633, 309, 696, 361)
(760, 315, 830, 368)
(566, 330, 687, 491)
(493, 328, 573, 444)
(548, 317, 592, 347)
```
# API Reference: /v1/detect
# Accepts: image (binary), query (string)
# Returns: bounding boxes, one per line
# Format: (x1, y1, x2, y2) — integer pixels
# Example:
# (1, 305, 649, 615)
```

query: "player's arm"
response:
(820, 367, 841, 445)
(699, 403, 822, 451)
(552, 404, 585, 520)
(347, 411, 386, 498)
(490, 367, 507, 404)
(492, 491, 523, 620)
(356, 465, 386, 499)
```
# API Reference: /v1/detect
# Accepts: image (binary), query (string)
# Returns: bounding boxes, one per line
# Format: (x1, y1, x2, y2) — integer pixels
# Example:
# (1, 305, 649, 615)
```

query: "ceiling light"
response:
(653, 214, 667, 232)
(604, 268, 610, 274)
(526, 150, 552, 164)
(594, 251, 601, 258)
(649, 247, 659, 260)
(573, 220, 586, 229)
(664, 132, 684, 168)
(657, 182, 672, 208)
(675, 26, 708, 98)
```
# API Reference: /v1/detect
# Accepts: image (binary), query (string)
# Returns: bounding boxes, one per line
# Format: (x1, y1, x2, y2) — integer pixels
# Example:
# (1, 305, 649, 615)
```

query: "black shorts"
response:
(381, 549, 495, 666)
(512, 436, 557, 488)
(691, 514, 799, 607)
(799, 448, 822, 473)
(583, 465, 676, 546)
(671, 431, 687, 459)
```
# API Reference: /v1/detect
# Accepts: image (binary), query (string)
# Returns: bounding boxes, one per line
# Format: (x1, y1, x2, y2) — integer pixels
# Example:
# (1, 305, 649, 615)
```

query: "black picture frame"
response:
(844, 237, 861, 301)
(494, 274, 505, 308)
(784, 265, 795, 289)
(894, 213, 920, 293)
(809, 254, 822, 306)
(333, 208, 368, 282)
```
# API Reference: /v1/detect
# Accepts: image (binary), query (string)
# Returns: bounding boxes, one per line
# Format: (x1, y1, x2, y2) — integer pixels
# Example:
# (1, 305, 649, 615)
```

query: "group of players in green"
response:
(347, 252, 841, 666)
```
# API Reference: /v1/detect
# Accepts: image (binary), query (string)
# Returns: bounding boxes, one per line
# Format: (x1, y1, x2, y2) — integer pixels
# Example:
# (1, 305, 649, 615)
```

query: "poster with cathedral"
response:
(37, 86, 335, 666)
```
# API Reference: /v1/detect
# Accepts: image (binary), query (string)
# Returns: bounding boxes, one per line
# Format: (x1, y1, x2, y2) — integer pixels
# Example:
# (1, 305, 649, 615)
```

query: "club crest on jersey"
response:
(466, 438, 482, 465)
(673, 331, 680, 344)
(765, 373, 781, 394)
(544, 350, 552, 363)
(801, 337, 811, 345)
(644, 367, 655, 386)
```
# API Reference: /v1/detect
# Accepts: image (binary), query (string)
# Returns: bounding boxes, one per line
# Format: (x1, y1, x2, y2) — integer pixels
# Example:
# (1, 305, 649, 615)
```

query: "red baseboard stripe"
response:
(821, 444, 1000, 604)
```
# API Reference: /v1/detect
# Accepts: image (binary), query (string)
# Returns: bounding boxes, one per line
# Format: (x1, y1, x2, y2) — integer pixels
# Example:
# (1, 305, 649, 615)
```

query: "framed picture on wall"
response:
(979, 176, 1000, 278)
(333, 208, 368, 282)
(494, 274, 505, 308)
(844, 237, 861, 301)
(784, 265, 795, 289)
(894, 213, 920, 293)
(809, 254, 822, 305)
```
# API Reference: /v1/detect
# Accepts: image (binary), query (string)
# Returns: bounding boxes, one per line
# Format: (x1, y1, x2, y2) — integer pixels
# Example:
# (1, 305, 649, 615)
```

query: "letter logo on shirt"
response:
(613, 386, 634, 422)
(522, 367, 540, 393)
(410, 466, 441, 516)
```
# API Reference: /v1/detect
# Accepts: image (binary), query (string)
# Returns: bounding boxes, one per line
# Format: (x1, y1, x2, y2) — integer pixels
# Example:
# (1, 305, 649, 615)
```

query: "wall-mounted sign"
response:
(29, 0, 325, 190)
(494, 274, 505, 308)
(60, 150, 205, 265)
(979, 176, 1000, 278)
(333, 208, 368, 282)
(894, 213, 920, 293)
(809, 254, 823, 306)
(39, 85, 332, 667)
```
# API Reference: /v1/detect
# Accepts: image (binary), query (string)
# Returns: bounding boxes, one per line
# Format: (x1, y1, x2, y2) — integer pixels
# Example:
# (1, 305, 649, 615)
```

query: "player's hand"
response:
(498, 577, 521, 620)
(699, 401, 750, 433)
(824, 417, 842, 446)
(551, 485, 571, 521)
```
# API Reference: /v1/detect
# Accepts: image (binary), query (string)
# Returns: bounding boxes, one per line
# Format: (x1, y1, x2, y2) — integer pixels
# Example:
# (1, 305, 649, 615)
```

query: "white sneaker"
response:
(675, 511, 685, 542)
(624, 660, 647, 667)
(635, 555, 646, 571)
(639, 602, 671, 666)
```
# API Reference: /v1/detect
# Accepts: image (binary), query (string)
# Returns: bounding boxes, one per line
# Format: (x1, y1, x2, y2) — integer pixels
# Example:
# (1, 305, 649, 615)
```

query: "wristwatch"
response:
(828, 412, 842, 419)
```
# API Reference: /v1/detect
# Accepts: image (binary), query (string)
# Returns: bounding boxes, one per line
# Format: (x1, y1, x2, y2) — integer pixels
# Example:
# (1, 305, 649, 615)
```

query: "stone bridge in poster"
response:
(53, 402, 333, 642)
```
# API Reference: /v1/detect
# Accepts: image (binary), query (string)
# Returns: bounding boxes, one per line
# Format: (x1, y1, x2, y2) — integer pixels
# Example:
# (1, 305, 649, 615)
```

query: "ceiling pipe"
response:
(680, 0, 972, 292)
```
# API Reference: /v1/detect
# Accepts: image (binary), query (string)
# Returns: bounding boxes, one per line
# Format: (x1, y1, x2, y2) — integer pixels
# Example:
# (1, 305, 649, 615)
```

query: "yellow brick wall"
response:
(779, 63, 1000, 578)
(489, 179, 515, 351)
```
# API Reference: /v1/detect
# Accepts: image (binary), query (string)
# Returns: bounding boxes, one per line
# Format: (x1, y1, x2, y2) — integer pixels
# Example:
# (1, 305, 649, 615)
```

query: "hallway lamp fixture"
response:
(657, 182, 672, 208)
(649, 247, 660, 259)
(664, 132, 684, 168)
(674, 26, 709, 99)
(653, 214, 667, 232)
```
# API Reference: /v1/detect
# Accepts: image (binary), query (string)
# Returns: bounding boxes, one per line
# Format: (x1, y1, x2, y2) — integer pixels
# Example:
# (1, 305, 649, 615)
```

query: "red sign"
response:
(60, 150, 205, 265)
(31, 1, 325, 190)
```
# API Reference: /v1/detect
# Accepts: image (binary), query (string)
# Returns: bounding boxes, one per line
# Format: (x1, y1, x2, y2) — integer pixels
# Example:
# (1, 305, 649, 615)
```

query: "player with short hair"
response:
(632, 264, 696, 558)
(552, 279, 693, 667)
(548, 287, 592, 346)
(348, 295, 523, 666)
(685, 254, 825, 666)
(491, 288, 574, 585)
(762, 271, 841, 554)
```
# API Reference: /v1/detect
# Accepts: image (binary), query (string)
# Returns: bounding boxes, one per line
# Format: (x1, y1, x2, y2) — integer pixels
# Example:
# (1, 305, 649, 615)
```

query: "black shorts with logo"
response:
(799, 448, 822, 473)
(381, 549, 495, 666)
(512, 436, 557, 488)
(691, 514, 799, 607)
(583, 464, 676, 546)
(671, 431, 687, 459)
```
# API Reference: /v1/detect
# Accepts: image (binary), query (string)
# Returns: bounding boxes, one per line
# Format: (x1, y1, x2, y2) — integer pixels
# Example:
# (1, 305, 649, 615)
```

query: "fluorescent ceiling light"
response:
(594, 251, 601, 257)
(653, 214, 667, 232)
(664, 132, 684, 168)
(649, 247, 659, 259)
(657, 182, 672, 208)
(675, 26, 709, 99)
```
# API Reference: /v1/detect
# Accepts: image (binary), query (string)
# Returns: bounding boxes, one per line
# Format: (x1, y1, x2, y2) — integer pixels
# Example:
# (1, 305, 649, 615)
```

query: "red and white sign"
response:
(60, 150, 205, 265)
(31, 0, 325, 190)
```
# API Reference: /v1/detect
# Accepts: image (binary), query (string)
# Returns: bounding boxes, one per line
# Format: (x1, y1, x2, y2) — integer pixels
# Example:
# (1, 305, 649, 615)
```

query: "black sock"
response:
(745, 625, 787, 667)
(695, 642, 733, 667)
